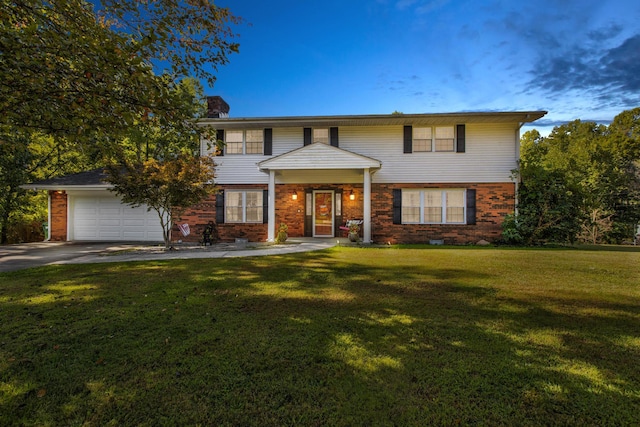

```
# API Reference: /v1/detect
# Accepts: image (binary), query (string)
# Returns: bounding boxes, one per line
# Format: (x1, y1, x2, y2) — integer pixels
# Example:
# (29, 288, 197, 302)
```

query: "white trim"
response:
(268, 170, 275, 242)
(258, 143, 381, 171)
(401, 189, 467, 224)
(363, 168, 372, 243)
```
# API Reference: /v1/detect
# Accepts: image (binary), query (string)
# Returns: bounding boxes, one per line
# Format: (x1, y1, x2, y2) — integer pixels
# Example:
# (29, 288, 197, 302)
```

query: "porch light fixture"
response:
(292, 191, 298, 201)
(349, 190, 355, 201)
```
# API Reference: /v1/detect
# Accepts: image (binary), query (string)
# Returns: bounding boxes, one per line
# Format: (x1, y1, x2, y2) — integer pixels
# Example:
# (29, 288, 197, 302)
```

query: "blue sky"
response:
(208, 0, 640, 135)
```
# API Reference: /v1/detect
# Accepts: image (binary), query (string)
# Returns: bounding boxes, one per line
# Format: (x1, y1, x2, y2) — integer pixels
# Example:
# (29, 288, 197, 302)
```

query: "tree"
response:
(104, 78, 217, 249)
(1, 0, 240, 138)
(106, 155, 217, 248)
(503, 138, 582, 245)
(506, 109, 640, 245)
(2, 1, 238, 243)
(0, 129, 98, 243)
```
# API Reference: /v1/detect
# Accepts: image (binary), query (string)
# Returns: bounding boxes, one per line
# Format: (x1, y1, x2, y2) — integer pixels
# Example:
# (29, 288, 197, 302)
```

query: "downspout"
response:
(515, 120, 527, 217)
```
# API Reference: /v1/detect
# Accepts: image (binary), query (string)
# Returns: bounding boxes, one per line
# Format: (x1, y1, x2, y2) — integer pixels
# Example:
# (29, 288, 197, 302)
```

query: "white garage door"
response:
(72, 195, 164, 241)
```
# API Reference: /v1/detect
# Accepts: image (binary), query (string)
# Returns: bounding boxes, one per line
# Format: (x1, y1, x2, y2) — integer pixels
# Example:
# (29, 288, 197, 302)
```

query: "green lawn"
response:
(1, 246, 639, 426)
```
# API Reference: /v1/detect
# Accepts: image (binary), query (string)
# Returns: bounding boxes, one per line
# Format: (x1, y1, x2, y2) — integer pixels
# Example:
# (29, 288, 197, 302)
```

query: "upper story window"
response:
(413, 126, 455, 152)
(313, 128, 329, 144)
(225, 130, 264, 155)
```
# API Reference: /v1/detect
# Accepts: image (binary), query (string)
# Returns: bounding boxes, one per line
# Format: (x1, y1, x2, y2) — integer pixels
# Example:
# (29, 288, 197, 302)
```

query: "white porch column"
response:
(363, 168, 372, 243)
(267, 169, 276, 242)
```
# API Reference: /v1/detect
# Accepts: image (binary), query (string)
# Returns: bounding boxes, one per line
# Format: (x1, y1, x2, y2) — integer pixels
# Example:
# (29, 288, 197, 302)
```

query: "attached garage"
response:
(21, 169, 164, 243)
(70, 193, 163, 241)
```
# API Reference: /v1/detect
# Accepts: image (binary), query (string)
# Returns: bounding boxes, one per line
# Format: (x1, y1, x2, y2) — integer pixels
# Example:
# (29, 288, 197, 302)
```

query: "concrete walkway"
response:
(0, 238, 343, 273)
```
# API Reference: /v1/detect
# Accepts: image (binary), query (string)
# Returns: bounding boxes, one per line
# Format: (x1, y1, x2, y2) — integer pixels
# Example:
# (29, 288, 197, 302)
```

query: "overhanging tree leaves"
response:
(1, 0, 240, 137)
(104, 78, 217, 249)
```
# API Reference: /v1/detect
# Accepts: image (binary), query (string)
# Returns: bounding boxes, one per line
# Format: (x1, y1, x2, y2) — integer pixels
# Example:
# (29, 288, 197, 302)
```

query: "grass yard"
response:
(1, 246, 639, 426)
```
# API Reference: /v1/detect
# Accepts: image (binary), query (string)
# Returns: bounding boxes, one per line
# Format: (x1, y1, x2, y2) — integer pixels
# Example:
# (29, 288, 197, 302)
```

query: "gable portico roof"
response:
(258, 143, 381, 171)
(199, 111, 547, 130)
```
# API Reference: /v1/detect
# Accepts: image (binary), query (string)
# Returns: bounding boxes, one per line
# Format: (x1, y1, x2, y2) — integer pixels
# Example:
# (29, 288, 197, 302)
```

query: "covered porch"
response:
(258, 144, 382, 243)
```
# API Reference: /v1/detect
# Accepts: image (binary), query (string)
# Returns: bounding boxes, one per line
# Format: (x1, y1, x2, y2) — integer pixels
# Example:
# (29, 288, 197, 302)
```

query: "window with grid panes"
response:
(401, 189, 466, 224)
(245, 130, 264, 154)
(225, 191, 263, 223)
(225, 130, 264, 154)
(434, 126, 455, 151)
(225, 130, 244, 154)
(413, 127, 432, 152)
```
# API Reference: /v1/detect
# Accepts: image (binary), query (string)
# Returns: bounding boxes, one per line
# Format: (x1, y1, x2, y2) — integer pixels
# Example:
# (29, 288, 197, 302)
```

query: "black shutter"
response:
(392, 189, 402, 224)
(303, 128, 312, 146)
(264, 128, 272, 155)
(456, 124, 466, 153)
(330, 127, 339, 147)
(403, 126, 413, 153)
(466, 189, 476, 225)
(262, 189, 269, 224)
(216, 190, 225, 224)
(216, 129, 225, 156)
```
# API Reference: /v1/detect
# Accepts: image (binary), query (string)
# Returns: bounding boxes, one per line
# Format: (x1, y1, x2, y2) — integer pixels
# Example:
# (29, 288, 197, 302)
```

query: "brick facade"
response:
(370, 183, 515, 244)
(172, 184, 269, 244)
(49, 190, 68, 241)
(171, 182, 514, 245)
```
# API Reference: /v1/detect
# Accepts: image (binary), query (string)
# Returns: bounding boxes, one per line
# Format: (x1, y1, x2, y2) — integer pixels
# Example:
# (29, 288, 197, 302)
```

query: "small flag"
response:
(178, 223, 190, 237)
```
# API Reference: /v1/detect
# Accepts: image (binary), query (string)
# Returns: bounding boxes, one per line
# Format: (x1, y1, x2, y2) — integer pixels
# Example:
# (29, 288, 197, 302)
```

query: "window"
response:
(225, 190, 263, 223)
(412, 126, 455, 152)
(313, 128, 329, 144)
(225, 130, 264, 155)
(225, 130, 244, 154)
(401, 191, 421, 223)
(401, 189, 466, 224)
(435, 126, 455, 151)
(245, 130, 263, 154)
(413, 127, 432, 152)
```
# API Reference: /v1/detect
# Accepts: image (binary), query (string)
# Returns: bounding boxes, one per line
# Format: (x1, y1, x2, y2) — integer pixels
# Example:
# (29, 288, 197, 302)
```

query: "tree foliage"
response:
(1, 0, 240, 137)
(1, 0, 237, 242)
(106, 155, 216, 248)
(0, 129, 98, 243)
(505, 109, 640, 245)
(104, 78, 216, 248)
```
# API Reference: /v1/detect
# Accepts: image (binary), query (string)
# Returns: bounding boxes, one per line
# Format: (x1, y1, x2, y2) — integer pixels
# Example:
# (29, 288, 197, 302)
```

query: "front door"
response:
(313, 191, 334, 237)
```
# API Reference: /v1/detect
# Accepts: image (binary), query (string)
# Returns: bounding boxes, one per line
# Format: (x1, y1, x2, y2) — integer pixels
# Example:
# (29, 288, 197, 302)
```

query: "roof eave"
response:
(21, 184, 112, 191)
(198, 111, 548, 129)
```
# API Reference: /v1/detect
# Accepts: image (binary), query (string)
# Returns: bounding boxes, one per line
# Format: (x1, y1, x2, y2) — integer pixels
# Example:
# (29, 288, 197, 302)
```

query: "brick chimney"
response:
(207, 96, 230, 118)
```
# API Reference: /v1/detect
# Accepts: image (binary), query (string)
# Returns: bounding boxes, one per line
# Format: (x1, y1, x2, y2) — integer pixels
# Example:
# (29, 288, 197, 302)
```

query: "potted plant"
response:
(275, 223, 288, 244)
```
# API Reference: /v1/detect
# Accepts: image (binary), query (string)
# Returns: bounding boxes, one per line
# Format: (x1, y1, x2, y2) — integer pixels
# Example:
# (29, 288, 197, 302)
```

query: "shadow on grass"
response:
(1, 248, 639, 425)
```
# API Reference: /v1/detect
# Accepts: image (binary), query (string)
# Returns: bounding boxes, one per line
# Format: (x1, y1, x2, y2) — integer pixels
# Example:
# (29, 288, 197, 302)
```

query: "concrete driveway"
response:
(0, 242, 145, 273)
(0, 239, 338, 273)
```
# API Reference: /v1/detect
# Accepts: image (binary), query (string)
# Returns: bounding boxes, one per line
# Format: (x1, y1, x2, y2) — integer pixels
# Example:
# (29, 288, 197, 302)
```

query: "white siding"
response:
(340, 123, 518, 183)
(207, 128, 304, 184)
(207, 123, 519, 185)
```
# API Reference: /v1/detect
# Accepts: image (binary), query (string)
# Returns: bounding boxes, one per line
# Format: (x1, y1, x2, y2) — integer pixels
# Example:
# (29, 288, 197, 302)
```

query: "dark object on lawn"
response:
(202, 221, 218, 246)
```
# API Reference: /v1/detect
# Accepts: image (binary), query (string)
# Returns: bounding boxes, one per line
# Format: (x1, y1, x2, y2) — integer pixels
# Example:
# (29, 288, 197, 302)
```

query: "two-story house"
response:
(25, 96, 545, 244)
(179, 97, 546, 244)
